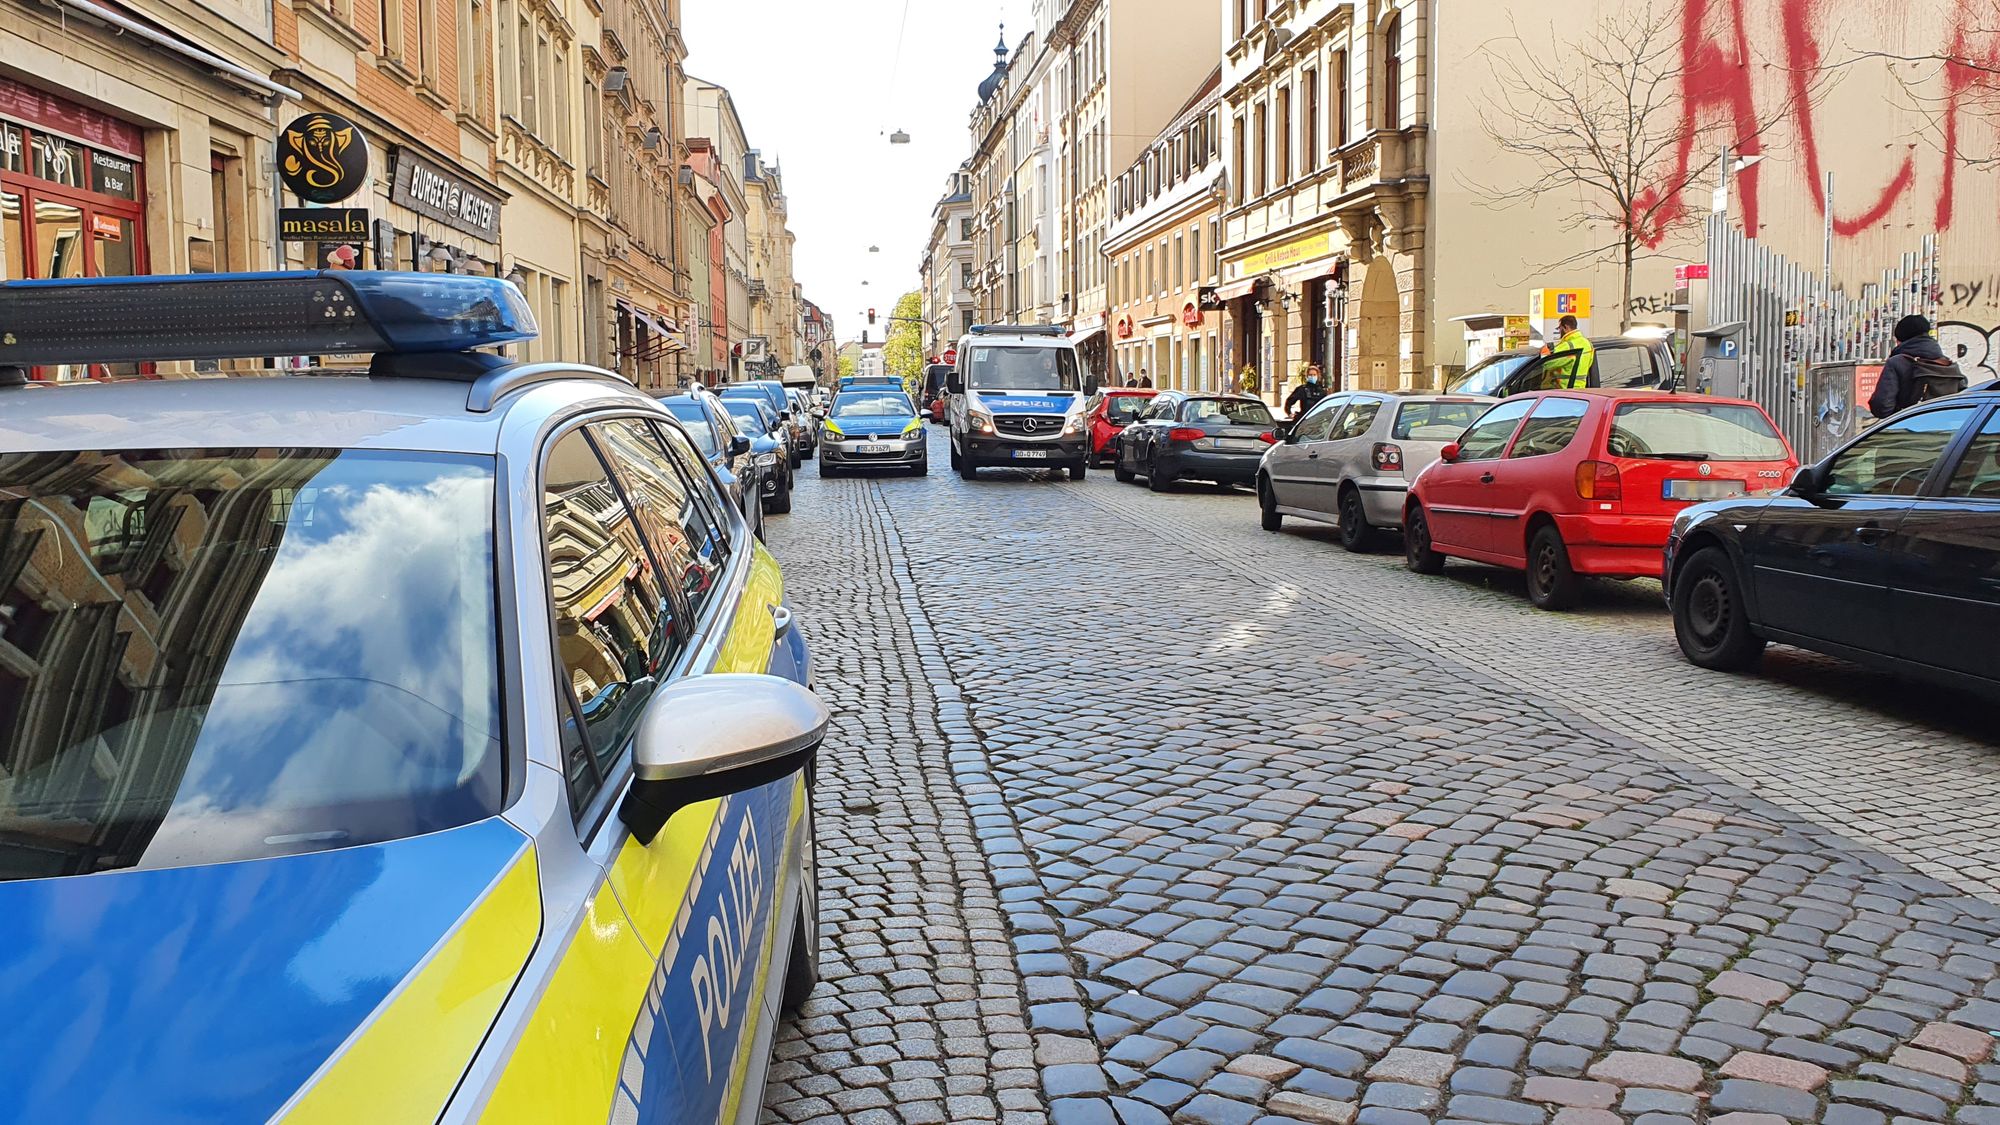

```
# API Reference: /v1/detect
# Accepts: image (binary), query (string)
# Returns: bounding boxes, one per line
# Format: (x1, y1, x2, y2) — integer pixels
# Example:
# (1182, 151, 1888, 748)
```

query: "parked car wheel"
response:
(1525, 525, 1582, 610)
(1672, 546, 1766, 671)
(1147, 456, 1174, 492)
(948, 442, 962, 470)
(1404, 505, 1445, 575)
(1338, 485, 1381, 553)
(820, 461, 841, 479)
(1258, 478, 1283, 532)
(766, 480, 793, 514)
(1068, 462, 1087, 481)
(1114, 450, 1135, 483)
(958, 456, 978, 481)
(780, 807, 820, 1012)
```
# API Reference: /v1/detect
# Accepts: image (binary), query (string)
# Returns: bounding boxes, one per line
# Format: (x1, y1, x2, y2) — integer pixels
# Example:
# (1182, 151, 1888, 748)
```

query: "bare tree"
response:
(1470, 3, 1798, 327)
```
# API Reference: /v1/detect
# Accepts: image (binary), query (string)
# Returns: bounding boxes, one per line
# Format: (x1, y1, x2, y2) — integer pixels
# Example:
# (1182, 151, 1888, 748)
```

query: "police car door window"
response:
(592, 419, 729, 629)
(543, 429, 676, 819)
(642, 420, 737, 622)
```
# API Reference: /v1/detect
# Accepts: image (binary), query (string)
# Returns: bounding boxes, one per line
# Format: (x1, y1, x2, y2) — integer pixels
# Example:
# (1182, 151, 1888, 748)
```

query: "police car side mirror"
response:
(620, 674, 829, 846)
(729, 434, 752, 457)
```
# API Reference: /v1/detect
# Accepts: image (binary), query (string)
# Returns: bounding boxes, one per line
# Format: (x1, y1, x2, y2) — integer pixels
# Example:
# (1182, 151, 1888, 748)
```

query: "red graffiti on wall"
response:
(1634, 0, 2000, 248)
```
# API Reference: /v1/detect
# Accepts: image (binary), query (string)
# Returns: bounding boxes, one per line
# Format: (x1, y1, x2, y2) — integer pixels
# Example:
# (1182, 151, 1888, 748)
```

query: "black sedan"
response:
(655, 391, 766, 539)
(1665, 389, 2000, 697)
(719, 397, 796, 514)
(1114, 392, 1279, 491)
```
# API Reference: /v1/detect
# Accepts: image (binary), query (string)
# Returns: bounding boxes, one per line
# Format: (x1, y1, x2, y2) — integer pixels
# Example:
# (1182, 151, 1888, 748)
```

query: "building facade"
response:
(743, 150, 799, 371)
(687, 80, 754, 381)
(921, 165, 976, 348)
(1106, 68, 1223, 391)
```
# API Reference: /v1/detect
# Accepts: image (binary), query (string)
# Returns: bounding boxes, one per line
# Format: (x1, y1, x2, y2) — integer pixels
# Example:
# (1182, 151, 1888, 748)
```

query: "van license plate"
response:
(1664, 479, 1746, 500)
(1011, 449, 1051, 460)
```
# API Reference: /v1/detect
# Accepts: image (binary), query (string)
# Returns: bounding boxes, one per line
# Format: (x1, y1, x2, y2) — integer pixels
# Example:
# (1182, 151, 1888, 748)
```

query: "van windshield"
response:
(966, 346, 1084, 392)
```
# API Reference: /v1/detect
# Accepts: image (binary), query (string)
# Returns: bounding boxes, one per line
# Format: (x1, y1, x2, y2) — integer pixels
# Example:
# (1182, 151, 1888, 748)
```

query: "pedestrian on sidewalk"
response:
(1285, 364, 1329, 417)
(1870, 314, 1969, 419)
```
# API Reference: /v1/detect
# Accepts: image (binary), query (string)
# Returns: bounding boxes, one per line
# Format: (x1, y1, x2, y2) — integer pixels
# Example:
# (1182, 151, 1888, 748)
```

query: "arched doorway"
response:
(1356, 260, 1399, 390)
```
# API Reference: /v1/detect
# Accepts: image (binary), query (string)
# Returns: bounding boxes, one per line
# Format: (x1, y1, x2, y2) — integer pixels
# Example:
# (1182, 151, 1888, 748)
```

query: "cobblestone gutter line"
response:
(757, 480, 1044, 1125)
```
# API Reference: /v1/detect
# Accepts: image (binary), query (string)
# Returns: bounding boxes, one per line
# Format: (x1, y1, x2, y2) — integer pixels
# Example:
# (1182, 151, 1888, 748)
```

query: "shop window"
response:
(2, 192, 22, 281)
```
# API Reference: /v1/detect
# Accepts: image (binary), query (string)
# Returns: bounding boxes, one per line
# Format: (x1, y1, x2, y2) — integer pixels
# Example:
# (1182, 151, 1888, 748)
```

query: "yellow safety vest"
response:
(1544, 332, 1595, 389)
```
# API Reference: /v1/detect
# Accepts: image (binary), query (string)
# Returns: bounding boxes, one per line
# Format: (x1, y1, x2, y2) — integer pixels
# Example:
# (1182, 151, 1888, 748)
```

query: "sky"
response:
(682, 0, 1034, 350)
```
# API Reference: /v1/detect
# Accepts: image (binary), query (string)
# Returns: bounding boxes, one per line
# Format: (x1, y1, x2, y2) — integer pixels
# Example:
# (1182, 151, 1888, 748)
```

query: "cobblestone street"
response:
(762, 450, 2000, 1125)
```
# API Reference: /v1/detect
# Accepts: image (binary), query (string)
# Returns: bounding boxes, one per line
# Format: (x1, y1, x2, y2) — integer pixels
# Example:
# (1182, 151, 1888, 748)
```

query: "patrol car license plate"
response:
(1664, 479, 1745, 500)
(1011, 449, 1051, 460)
(858, 443, 892, 454)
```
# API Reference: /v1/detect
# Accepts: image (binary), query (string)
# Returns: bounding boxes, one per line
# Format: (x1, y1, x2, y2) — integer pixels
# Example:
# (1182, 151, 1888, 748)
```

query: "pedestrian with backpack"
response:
(1869, 314, 1969, 419)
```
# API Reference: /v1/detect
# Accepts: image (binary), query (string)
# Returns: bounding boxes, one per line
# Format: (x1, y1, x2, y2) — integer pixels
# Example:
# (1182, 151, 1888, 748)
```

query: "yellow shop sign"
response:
(1232, 231, 1333, 276)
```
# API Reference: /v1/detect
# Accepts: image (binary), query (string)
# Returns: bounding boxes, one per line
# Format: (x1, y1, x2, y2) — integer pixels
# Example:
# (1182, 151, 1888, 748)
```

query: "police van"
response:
(946, 324, 1100, 480)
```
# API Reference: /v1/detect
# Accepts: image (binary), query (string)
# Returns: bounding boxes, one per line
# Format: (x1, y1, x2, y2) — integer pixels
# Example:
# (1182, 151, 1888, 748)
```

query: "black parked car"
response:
(655, 391, 766, 539)
(1665, 389, 2000, 696)
(719, 397, 796, 514)
(1113, 392, 1279, 491)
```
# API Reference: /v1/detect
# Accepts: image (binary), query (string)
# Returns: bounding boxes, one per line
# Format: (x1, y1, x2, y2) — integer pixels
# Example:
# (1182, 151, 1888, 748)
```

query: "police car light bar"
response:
(967, 324, 1067, 337)
(0, 271, 538, 367)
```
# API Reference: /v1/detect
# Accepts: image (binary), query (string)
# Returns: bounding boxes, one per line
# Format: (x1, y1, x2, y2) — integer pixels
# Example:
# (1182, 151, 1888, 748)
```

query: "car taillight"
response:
(1575, 460, 1622, 501)
(1168, 427, 1207, 442)
(1372, 442, 1404, 470)
(1258, 430, 1280, 444)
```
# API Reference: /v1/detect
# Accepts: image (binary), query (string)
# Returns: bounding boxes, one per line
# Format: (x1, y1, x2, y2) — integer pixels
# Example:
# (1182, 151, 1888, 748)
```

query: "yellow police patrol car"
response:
(0, 271, 824, 1123)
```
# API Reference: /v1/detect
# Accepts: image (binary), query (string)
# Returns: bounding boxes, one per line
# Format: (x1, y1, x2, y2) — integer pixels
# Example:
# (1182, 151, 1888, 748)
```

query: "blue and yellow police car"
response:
(0, 271, 825, 1123)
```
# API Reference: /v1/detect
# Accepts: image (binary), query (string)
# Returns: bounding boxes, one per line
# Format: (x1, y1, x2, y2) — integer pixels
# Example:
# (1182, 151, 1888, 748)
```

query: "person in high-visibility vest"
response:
(1541, 315, 1594, 389)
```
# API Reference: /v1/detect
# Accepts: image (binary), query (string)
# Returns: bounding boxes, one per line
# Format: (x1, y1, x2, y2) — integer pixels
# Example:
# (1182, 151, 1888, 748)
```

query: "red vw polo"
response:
(1088, 387, 1160, 464)
(1402, 390, 1798, 609)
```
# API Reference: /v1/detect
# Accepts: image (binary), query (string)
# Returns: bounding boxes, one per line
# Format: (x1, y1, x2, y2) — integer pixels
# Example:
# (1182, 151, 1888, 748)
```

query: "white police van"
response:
(946, 324, 1100, 480)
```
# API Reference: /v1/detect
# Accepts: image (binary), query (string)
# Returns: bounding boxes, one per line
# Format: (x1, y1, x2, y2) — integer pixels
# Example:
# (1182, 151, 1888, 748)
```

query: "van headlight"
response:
(968, 411, 996, 435)
(1062, 414, 1085, 435)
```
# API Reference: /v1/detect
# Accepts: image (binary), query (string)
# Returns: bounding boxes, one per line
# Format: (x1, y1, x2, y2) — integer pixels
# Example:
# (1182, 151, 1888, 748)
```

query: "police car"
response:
(945, 324, 1100, 480)
(0, 272, 825, 1123)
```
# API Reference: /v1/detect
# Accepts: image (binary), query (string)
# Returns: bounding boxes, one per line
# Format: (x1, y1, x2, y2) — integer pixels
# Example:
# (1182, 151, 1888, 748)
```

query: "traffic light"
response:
(868, 308, 877, 326)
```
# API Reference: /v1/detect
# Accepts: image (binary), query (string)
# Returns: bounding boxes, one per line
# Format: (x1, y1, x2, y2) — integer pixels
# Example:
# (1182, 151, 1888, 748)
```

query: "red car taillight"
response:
(1372, 442, 1403, 470)
(1258, 431, 1280, 444)
(1168, 427, 1207, 442)
(1575, 460, 1622, 501)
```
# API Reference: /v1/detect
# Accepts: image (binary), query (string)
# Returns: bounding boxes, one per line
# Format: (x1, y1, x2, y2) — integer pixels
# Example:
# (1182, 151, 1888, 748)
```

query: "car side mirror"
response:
(947, 372, 964, 395)
(729, 434, 752, 457)
(1791, 463, 1827, 495)
(1439, 442, 1462, 463)
(1274, 419, 1295, 442)
(619, 674, 829, 845)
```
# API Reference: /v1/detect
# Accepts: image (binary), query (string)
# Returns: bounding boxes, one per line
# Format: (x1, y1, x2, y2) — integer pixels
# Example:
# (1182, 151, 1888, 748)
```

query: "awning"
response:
(1215, 277, 1258, 302)
(1069, 324, 1106, 349)
(619, 301, 687, 356)
(1282, 260, 1340, 288)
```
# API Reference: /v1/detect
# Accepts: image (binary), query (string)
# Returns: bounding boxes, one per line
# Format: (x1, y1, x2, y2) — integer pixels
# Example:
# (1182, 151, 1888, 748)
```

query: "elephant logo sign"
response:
(280, 113, 369, 204)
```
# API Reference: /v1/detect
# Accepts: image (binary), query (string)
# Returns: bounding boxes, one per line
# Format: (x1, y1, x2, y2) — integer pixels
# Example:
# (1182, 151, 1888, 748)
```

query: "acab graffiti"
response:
(1634, 0, 2000, 247)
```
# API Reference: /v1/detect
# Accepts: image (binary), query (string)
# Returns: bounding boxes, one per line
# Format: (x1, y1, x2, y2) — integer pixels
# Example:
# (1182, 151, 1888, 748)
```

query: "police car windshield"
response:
(0, 449, 502, 880)
(834, 395, 914, 418)
(967, 345, 1084, 392)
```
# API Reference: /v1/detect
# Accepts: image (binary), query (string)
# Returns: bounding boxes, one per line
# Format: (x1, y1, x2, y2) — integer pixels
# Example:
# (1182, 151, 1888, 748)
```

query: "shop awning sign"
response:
(279, 208, 370, 243)
(391, 149, 501, 242)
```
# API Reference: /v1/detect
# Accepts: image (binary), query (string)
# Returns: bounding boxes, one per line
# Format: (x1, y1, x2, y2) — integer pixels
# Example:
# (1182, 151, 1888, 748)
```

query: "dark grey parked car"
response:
(720, 397, 796, 515)
(656, 392, 766, 539)
(1113, 392, 1279, 491)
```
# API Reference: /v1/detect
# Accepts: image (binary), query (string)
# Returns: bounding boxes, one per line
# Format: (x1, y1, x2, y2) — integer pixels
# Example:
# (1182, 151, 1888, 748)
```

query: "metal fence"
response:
(1704, 212, 1939, 451)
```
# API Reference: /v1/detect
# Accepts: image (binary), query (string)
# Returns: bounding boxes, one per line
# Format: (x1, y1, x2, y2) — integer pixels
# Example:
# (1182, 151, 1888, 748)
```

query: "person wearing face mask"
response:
(1285, 364, 1330, 417)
